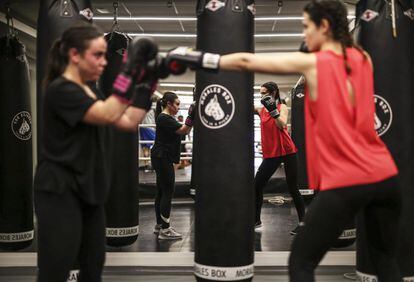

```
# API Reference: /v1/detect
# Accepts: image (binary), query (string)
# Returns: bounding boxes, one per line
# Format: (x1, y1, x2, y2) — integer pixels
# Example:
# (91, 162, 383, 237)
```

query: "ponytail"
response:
(43, 39, 68, 88)
(155, 98, 163, 120)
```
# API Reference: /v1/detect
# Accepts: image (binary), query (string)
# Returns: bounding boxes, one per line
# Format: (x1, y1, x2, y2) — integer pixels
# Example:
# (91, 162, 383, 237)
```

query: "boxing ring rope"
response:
(137, 123, 291, 161)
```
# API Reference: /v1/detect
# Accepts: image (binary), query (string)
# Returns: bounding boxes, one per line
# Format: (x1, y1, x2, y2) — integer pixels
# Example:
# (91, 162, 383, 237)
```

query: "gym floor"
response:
(0, 199, 356, 281)
(0, 164, 355, 281)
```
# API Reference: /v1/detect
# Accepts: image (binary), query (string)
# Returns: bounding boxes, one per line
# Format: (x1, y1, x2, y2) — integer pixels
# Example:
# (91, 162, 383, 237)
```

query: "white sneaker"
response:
(153, 224, 162, 234)
(158, 227, 182, 240)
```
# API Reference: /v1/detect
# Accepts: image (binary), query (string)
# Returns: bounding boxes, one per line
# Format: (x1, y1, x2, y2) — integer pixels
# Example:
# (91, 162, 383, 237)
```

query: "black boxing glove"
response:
(185, 101, 197, 127)
(130, 78, 158, 111)
(299, 41, 310, 53)
(112, 37, 158, 103)
(146, 55, 172, 79)
(260, 95, 280, 118)
(165, 47, 220, 71)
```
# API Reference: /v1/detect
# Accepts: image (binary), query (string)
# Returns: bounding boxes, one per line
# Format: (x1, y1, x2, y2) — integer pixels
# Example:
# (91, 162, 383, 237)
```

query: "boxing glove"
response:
(112, 37, 158, 103)
(299, 41, 310, 53)
(185, 101, 197, 127)
(165, 47, 220, 71)
(130, 78, 158, 111)
(261, 95, 280, 118)
(147, 55, 187, 79)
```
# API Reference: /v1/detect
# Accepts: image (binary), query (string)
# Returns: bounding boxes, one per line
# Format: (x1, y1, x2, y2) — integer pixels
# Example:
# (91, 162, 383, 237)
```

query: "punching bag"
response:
(194, 1, 255, 281)
(99, 32, 139, 246)
(0, 34, 33, 250)
(355, 0, 414, 280)
(290, 79, 312, 198)
(36, 0, 93, 156)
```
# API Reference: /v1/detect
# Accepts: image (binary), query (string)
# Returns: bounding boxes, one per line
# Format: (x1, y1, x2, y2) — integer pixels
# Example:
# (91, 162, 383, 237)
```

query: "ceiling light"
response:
(94, 16, 195, 21)
(127, 33, 302, 38)
(128, 33, 197, 38)
(93, 15, 355, 21)
(96, 8, 110, 14)
(160, 83, 194, 88)
(255, 33, 302, 37)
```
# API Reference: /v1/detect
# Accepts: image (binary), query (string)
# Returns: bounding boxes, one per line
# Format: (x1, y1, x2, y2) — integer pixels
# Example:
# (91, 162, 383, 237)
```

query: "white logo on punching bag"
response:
(79, 8, 93, 21)
(205, 0, 225, 12)
(116, 48, 127, 56)
(404, 9, 414, 20)
(205, 95, 225, 121)
(360, 9, 379, 22)
(374, 95, 393, 136)
(296, 92, 305, 99)
(247, 4, 256, 15)
(11, 111, 32, 141)
(199, 84, 235, 129)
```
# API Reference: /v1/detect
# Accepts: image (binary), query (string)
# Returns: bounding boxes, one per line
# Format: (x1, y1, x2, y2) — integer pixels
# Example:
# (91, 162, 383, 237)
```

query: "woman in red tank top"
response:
(254, 81, 305, 235)
(211, 1, 401, 280)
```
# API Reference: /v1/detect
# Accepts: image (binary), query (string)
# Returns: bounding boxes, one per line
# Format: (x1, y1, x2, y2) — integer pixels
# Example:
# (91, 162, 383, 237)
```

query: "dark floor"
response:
(0, 199, 355, 253)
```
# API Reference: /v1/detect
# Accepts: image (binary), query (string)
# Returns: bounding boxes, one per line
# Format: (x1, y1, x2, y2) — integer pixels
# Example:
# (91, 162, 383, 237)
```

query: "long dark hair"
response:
(43, 22, 103, 88)
(304, 0, 366, 75)
(261, 81, 286, 104)
(155, 91, 179, 119)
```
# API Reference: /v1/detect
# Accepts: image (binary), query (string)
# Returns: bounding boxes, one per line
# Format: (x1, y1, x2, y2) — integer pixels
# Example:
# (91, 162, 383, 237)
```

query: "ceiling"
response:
(0, 0, 357, 94)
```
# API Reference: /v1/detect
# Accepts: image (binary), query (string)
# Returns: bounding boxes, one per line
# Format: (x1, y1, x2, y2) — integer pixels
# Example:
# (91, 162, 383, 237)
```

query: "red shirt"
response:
(305, 48, 398, 191)
(260, 105, 297, 158)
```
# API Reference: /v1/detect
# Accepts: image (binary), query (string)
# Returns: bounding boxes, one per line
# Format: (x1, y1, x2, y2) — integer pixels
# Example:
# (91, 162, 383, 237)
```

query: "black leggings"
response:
(254, 153, 305, 223)
(289, 177, 401, 282)
(152, 157, 175, 229)
(34, 189, 106, 282)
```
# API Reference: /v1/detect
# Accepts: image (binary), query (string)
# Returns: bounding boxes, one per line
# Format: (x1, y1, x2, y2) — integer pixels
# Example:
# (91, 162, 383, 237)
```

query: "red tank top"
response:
(260, 105, 297, 158)
(305, 48, 398, 191)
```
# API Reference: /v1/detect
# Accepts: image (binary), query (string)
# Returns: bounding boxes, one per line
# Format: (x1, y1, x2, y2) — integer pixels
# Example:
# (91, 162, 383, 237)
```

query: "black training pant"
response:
(289, 177, 401, 282)
(254, 153, 305, 223)
(152, 157, 175, 229)
(34, 189, 106, 282)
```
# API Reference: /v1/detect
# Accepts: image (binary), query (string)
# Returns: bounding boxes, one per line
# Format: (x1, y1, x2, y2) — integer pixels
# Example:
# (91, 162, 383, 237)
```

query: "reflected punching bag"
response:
(0, 34, 33, 250)
(99, 32, 139, 246)
(355, 0, 414, 280)
(37, 0, 93, 155)
(290, 80, 312, 198)
(194, 1, 255, 281)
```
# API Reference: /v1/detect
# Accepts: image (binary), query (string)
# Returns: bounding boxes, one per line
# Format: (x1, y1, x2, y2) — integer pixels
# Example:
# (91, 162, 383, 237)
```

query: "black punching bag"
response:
(194, 1, 255, 281)
(356, 0, 414, 280)
(0, 35, 33, 250)
(290, 80, 311, 197)
(37, 0, 93, 155)
(99, 32, 139, 246)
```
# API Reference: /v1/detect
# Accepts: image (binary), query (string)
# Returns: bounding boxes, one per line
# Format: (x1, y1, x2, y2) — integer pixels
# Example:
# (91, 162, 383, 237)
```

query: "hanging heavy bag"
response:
(355, 0, 414, 280)
(0, 34, 33, 250)
(99, 32, 139, 246)
(193, 1, 255, 281)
